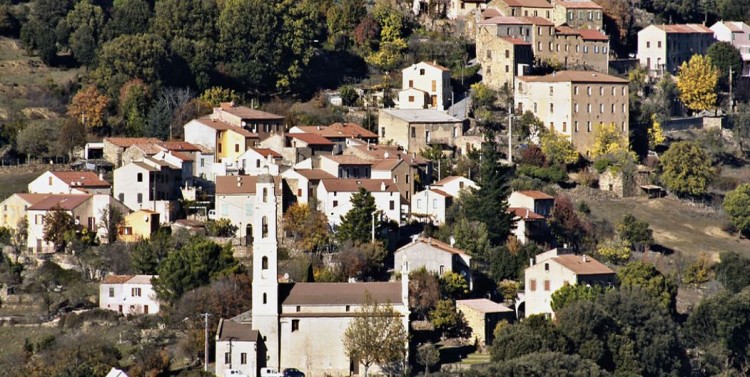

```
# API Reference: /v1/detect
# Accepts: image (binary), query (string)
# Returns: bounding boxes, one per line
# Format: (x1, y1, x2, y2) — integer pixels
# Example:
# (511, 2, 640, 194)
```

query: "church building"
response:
(216, 174, 410, 377)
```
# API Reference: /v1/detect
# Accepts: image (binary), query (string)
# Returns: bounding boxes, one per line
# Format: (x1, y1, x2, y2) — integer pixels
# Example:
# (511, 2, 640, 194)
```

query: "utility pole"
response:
(729, 66, 734, 113)
(371, 212, 376, 243)
(508, 101, 513, 164)
(201, 312, 212, 372)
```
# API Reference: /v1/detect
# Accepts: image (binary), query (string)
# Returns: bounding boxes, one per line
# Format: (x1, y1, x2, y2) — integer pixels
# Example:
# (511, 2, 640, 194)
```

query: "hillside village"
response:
(2, 0, 750, 376)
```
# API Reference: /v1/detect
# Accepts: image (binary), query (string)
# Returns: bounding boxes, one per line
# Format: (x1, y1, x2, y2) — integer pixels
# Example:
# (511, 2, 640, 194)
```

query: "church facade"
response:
(216, 175, 410, 377)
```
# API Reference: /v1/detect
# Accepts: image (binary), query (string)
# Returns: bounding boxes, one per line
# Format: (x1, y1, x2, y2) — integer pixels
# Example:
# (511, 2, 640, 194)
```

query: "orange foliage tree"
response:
(67, 85, 110, 128)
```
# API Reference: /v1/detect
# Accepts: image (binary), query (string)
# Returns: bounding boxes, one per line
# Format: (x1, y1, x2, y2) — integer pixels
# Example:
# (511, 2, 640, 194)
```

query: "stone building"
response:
(552, 0, 603, 30)
(378, 109, 465, 154)
(456, 299, 515, 347)
(476, 22, 534, 89)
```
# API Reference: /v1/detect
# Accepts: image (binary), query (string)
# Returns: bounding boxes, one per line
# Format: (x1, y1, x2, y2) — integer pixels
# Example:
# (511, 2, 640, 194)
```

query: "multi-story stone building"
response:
(552, 0, 603, 30)
(447, 0, 490, 19)
(710, 21, 750, 76)
(378, 109, 465, 153)
(476, 20, 534, 89)
(514, 70, 629, 154)
(637, 24, 715, 76)
(490, 0, 553, 19)
(554, 26, 609, 72)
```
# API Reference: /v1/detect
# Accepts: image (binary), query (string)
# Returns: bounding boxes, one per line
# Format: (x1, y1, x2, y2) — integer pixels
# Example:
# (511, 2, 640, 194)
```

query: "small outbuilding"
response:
(456, 299, 515, 348)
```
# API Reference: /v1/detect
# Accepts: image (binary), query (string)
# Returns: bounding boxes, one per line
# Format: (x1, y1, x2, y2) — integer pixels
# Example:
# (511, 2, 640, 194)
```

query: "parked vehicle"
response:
(260, 368, 284, 377)
(283, 368, 305, 377)
(225, 370, 247, 377)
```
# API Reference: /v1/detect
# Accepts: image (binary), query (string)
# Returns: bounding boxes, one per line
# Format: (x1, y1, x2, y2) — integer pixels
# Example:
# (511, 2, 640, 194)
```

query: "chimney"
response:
(230, 101, 236, 107)
(380, 181, 386, 191)
(398, 154, 402, 161)
(582, 254, 588, 263)
(529, 258, 535, 267)
(98, 172, 104, 181)
(449, 236, 455, 247)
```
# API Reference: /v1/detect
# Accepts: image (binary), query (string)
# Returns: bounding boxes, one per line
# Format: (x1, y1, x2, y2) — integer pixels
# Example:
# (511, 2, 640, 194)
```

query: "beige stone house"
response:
(395, 237, 473, 287)
(378, 108, 465, 154)
(103, 137, 160, 167)
(476, 21, 534, 89)
(490, 0, 553, 19)
(514, 70, 629, 154)
(552, 0, 603, 30)
(457, 299, 514, 347)
(524, 249, 615, 317)
(448, 0, 490, 19)
(553, 26, 609, 72)
(637, 24, 715, 76)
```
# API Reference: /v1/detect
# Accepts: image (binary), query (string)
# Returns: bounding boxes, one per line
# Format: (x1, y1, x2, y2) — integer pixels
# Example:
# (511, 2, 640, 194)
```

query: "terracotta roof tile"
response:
(14, 193, 51, 205)
(434, 176, 462, 185)
(281, 282, 402, 305)
(218, 319, 258, 342)
(372, 159, 403, 171)
(159, 141, 202, 152)
(577, 29, 609, 41)
(517, 190, 555, 199)
(414, 237, 467, 255)
(320, 178, 400, 193)
(429, 188, 453, 197)
(553, 254, 614, 275)
(50, 171, 110, 187)
(104, 138, 160, 148)
(555, 0, 602, 9)
(421, 61, 451, 71)
(322, 155, 373, 165)
(215, 175, 282, 195)
(28, 194, 92, 211)
(508, 207, 545, 220)
(296, 123, 378, 139)
(288, 133, 335, 145)
(219, 103, 284, 120)
(102, 275, 135, 284)
(516, 16, 555, 26)
(518, 70, 627, 83)
(293, 169, 337, 180)
(501, 0, 552, 8)
(657, 24, 713, 34)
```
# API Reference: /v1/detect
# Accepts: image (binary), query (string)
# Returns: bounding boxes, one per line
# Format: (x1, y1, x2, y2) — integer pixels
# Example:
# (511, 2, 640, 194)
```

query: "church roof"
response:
(281, 282, 402, 306)
(217, 319, 259, 342)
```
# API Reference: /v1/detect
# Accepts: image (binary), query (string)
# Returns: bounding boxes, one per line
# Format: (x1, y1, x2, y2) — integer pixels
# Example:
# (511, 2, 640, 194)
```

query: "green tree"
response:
(490, 315, 570, 362)
(430, 299, 469, 338)
(104, 0, 152, 40)
(131, 230, 172, 275)
(715, 252, 750, 293)
(119, 79, 151, 136)
(68, 85, 110, 129)
(152, 236, 240, 302)
(723, 183, 750, 238)
(93, 33, 168, 97)
(676, 54, 719, 113)
(199, 86, 239, 108)
(98, 205, 124, 244)
(589, 122, 632, 160)
(660, 141, 714, 197)
(617, 261, 677, 314)
(540, 130, 578, 166)
(439, 271, 469, 299)
(484, 352, 610, 377)
(550, 284, 607, 312)
(19, 0, 75, 64)
(461, 134, 514, 246)
(60, 1, 105, 65)
(336, 188, 377, 244)
(16, 123, 58, 159)
(342, 294, 408, 377)
(205, 219, 238, 237)
(339, 85, 359, 106)
(596, 238, 632, 264)
(326, 0, 366, 47)
(707, 41, 742, 86)
(617, 214, 654, 252)
(452, 217, 491, 262)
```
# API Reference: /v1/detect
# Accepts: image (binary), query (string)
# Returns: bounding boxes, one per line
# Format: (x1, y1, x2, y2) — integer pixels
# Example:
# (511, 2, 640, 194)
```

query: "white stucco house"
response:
(215, 175, 409, 377)
(237, 148, 283, 176)
(317, 179, 402, 227)
(113, 157, 182, 223)
(637, 24, 715, 76)
(507, 190, 554, 244)
(281, 168, 336, 206)
(214, 175, 283, 243)
(431, 175, 478, 197)
(99, 274, 160, 315)
(411, 188, 453, 224)
(523, 249, 615, 317)
(216, 318, 258, 377)
(710, 21, 750, 76)
(398, 61, 452, 111)
(28, 171, 111, 195)
(395, 237, 472, 289)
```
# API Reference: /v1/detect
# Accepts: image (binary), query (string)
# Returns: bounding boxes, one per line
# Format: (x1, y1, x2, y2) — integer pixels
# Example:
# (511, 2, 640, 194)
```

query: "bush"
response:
(517, 164, 567, 183)
(575, 169, 596, 187)
(682, 254, 713, 286)
(205, 219, 237, 237)
(593, 158, 612, 174)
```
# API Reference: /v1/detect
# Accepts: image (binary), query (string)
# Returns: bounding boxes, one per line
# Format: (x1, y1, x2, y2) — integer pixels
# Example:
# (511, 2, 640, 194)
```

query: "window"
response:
(137, 173, 143, 182)
(440, 265, 445, 275)
(534, 102, 538, 112)
(432, 199, 437, 208)
(658, 41, 662, 48)
(562, 122, 567, 132)
(137, 193, 143, 204)
(584, 46, 589, 53)
(646, 41, 650, 48)
(587, 11, 592, 20)
(235, 144, 239, 153)
(406, 174, 410, 183)
(131, 287, 142, 297)
(411, 127, 416, 138)
(530, 279, 537, 291)
(408, 80, 413, 88)
(612, 104, 616, 113)
(486, 49, 491, 59)
(537, 41, 542, 51)
(262, 256, 268, 270)
(200, 158, 205, 167)
(118, 193, 124, 202)
(333, 200, 338, 207)
(346, 305, 350, 312)
(574, 86, 579, 95)
(599, 86, 604, 96)
(550, 122, 554, 131)
(417, 199, 422, 208)
(550, 103, 554, 113)
(408, 96, 414, 103)
(218, 143, 222, 153)
(505, 65, 509, 73)
(587, 121, 592, 132)
(261, 216, 268, 238)
(587, 104, 591, 113)
(109, 287, 114, 297)
(549, 42, 553, 51)
(296, 306, 301, 312)
(241, 353, 247, 365)
(544, 280, 551, 291)
(587, 86, 591, 95)
(380, 127, 385, 137)
(263, 293, 267, 304)
(568, 11, 573, 20)
(603, 46, 607, 54)
(225, 353, 231, 365)
(459, 182, 464, 189)
(600, 104, 604, 113)
(544, 263, 549, 271)
(48, 176, 53, 185)
(549, 86, 553, 96)
(622, 122, 626, 131)
(292, 319, 300, 332)
(622, 87, 626, 96)
(575, 121, 579, 132)
(622, 104, 626, 113)
(575, 103, 579, 113)
(419, 68, 425, 75)
(390, 201, 395, 210)
(575, 44, 580, 53)
(431, 80, 436, 92)
(256, 159, 261, 168)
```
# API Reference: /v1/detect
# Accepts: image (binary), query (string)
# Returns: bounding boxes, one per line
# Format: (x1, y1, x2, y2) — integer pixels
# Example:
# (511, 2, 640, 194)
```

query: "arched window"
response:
(262, 256, 268, 270)
(262, 216, 269, 238)
(137, 173, 143, 182)
(263, 187, 268, 203)
(263, 293, 267, 304)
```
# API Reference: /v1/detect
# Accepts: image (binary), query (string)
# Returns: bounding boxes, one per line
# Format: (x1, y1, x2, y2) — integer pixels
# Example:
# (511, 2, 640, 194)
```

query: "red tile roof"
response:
(322, 155, 373, 165)
(517, 190, 554, 199)
(577, 29, 609, 41)
(170, 152, 195, 162)
(102, 275, 135, 284)
(293, 169, 337, 180)
(657, 24, 713, 34)
(215, 175, 282, 195)
(422, 61, 451, 71)
(295, 123, 378, 139)
(159, 141, 202, 152)
(320, 179, 400, 193)
(253, 148, 282, 158)
(27, 194, 92, 211)
(219, 102, 284, 120)
(508, 207, 545, 220)
(287, 133, 335, 145)
(51, 171, 110, 187)
(217, 320, 258, 342)
(517, 16, 555, 26)
(429, 188, 453, 197)
(553, 254, 615, 275)
(479, 16, 527, 25)
(500, 36, 532, 45)
(227, 127, 259, 138)
(372, 159, 403, 171)
(281, 282, 402, 305)
(555, 0, 602, 9)
(104, 137, 161, 148)
(482, 8, 502, 18)
(434, 176, 462, 185)
(14, 193, 51, 205)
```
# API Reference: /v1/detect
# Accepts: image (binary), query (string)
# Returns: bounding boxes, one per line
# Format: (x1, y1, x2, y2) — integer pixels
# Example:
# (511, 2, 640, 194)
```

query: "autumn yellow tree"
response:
(199, 86, 240, 107)
(676, 54, 719, 113)
(67, 85, 109, 129)
(282, 202, 331, 253)
(540, 130, 578, 165)
(648, 114, 666, 149)
(590, 122, 630, 158)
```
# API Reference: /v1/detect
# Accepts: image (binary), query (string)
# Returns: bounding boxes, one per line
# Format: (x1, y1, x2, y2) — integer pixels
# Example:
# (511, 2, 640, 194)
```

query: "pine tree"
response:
(336, 187, 377, 244)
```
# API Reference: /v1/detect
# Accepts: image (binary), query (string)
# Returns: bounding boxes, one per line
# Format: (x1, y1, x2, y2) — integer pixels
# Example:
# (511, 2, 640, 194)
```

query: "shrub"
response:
(593, 158, 612, 174)
(575, 169, 596, 187)
(682, 254, 713, 286)
(205, 219, 237, 237)
(517, 164, 567, 183)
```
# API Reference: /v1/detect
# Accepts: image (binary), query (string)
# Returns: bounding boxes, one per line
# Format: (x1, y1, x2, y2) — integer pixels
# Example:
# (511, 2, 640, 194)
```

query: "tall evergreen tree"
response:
(336, 187, 377, 244)
(461, 132, 514, 246)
